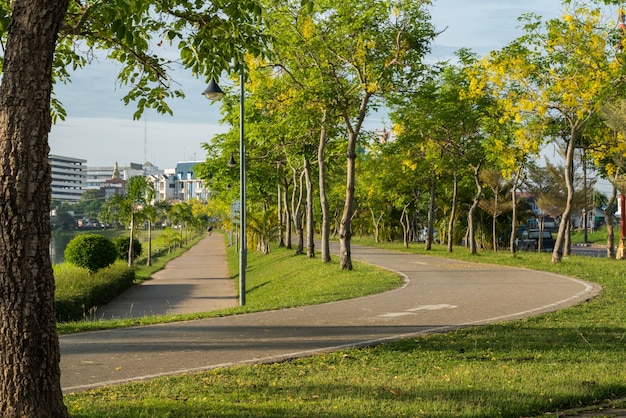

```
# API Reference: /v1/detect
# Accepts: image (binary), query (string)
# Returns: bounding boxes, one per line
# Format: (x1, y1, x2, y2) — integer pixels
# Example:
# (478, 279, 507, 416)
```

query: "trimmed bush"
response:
(64, 234, 117, 273)
(113, 236, 143, 261)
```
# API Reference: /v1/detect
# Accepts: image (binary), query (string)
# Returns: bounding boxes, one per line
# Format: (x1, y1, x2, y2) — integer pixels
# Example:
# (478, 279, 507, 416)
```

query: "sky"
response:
(49, 1, 571, 170)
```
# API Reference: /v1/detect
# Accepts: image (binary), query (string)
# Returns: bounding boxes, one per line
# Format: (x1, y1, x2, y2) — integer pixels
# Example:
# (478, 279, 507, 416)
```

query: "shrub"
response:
(55, 262, 135, 321)
(113, 237, 143, 261)
(64, 234, 117, 273)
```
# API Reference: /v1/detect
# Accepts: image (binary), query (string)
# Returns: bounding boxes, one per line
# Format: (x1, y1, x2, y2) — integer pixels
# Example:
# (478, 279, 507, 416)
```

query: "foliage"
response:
(63, 234, 118, 273)
(247, 209, 279, 254)
(54, 262, 135, 322)
(113, 236, 143, 261)
(47, 0, 270, 121)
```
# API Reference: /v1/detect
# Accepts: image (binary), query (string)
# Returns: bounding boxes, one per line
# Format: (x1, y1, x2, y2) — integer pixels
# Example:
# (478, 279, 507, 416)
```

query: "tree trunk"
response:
(304, 157, 315, 258)
(468, 163, 483, 255)
(425, 174, 436, 250)
(277, 183, 285, 247)
(292, 167, 305, 255)
(0, 0, 69, 416)
(369, 208, 384, 243)
(552, 126, 578, 263)
(492, 192, 498, 251)
(282, 177, 292, 249)
(339, 93, 371, 270)
(510, 167, 522, 256)
(605, 184, 617, 259)
(338, 129, 357, 270)
(447, 169, 458, 253)
(128, 212, 135, 266)
(400, 203, 411, 248)
(147, 220, 153, 266)
(318, 111, 331, 262)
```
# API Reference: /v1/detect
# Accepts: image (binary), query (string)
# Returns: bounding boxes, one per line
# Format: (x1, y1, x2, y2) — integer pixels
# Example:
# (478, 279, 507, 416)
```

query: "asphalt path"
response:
(59, 241, 601, 393)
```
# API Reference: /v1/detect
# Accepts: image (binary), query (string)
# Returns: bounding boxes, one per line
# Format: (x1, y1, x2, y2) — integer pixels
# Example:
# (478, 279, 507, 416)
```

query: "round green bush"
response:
(113, 236, 143, 261)
(64, 234, 117, 273)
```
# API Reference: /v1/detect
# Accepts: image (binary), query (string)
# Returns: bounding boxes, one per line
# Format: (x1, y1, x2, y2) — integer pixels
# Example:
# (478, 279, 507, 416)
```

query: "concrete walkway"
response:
(93, 233, 237, 319)
(60, 235, 601, 399)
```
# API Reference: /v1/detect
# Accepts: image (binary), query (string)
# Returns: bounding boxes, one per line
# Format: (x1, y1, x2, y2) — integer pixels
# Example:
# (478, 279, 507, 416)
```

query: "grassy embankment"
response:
(63, 229, 626, 417)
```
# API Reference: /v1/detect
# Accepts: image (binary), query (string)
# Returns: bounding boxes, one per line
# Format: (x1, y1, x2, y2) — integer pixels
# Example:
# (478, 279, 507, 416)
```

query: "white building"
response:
(84, 161, 163, 190)
(173, 161, 209, 202)
(49, 154, 87, 202)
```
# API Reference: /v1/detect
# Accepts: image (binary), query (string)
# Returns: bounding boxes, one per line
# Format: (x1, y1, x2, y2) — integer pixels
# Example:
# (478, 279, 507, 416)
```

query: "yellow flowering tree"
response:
(474, 3, 626, 263)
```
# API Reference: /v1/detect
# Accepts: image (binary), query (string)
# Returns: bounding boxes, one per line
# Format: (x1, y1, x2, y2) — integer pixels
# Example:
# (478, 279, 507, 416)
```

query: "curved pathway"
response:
(60, 238, 600, 393)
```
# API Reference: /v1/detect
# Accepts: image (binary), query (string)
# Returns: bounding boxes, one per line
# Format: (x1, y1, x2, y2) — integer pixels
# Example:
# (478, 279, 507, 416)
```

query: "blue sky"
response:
(49, 0, 568, 169)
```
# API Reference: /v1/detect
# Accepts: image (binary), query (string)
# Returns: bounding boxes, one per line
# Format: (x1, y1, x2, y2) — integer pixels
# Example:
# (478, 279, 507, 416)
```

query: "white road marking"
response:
(378, 304, 458, 318)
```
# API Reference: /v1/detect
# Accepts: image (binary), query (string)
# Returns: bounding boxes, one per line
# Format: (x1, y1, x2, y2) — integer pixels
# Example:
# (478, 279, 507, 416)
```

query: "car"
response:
(516, 229, 555, 252)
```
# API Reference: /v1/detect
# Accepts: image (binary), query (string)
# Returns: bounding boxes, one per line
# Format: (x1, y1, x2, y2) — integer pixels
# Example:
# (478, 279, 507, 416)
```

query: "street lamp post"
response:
(203, 71, 247, 305)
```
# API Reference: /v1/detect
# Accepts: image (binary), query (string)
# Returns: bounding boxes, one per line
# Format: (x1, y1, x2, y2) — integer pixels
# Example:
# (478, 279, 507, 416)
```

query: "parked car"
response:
(515, 229, 555, 252)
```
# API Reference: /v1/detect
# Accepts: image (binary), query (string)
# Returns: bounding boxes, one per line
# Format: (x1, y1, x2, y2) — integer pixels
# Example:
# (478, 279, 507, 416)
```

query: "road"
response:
(59, 243, 601, 393)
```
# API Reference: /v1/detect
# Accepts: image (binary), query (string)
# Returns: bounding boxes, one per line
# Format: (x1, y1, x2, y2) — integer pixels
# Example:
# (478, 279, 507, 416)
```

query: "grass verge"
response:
(64, 239, 626, 417)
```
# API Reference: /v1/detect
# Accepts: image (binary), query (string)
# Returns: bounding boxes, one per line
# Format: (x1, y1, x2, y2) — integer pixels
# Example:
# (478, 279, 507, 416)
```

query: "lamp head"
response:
(202, 78, 224, 100)
(227, 154, 237, 168)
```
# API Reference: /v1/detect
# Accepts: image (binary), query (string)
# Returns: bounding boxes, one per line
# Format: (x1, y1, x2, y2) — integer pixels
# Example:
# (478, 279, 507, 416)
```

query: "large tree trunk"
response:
(552, 127, 578, 263)
(0, 0, 69, 416)
(318, 111, 331, 262)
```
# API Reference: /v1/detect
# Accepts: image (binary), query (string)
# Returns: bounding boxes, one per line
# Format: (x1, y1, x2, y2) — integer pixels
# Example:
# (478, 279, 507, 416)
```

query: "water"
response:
(50, 234, 74, 265)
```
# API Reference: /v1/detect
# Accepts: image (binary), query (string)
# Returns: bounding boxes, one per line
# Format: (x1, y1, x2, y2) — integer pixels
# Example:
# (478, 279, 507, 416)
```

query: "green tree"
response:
(126, 176, 155, 266)
(478, 4, 626, 262)
(266, 0, 435, 269)
(0, 0, 267, 413)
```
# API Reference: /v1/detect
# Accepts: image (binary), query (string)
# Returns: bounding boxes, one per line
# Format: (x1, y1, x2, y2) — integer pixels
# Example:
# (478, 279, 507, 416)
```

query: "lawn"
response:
(63, 235, 626, 417)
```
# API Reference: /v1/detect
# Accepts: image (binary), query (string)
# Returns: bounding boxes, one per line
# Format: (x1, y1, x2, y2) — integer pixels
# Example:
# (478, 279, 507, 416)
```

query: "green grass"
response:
(63, 238, 626, 417)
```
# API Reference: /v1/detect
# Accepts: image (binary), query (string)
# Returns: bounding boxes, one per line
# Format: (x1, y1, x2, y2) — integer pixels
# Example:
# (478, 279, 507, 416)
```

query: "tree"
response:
(0, 1, 70, 415)
(480, 4, 626, 263)
(391, 56, 491, 255)
(478, 170, 514, 251)
(0, 0, 266, 414)
(266, 0, 435, 269)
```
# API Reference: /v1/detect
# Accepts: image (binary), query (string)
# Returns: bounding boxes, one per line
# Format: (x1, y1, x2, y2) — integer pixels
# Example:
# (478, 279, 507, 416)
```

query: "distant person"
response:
(207, 226, 213, 235)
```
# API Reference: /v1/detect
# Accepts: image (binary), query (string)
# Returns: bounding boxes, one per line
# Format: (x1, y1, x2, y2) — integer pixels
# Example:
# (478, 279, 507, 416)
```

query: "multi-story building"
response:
(173, 161, 209, 202)
(53, 157, 207, 203)
(49, 154, 87, 202)
(84, 161, 159, 190)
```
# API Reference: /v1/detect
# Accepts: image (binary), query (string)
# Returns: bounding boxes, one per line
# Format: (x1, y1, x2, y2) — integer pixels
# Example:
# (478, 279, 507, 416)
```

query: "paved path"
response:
(93, 233, 237, 319)
(59, 236, 600, 394)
